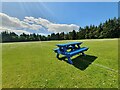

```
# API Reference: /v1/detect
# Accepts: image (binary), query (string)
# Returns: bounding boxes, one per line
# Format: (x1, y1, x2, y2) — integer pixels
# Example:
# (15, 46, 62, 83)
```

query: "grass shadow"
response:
(58, 55, 97, 70)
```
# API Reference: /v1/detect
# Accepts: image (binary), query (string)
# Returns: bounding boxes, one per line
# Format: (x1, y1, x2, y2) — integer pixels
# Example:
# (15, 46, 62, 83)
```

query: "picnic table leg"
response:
(77, 44, 80, 49)
(82, 52, 86, 56)
(56, 53, 59, 58)
(67, 56, 73, 64)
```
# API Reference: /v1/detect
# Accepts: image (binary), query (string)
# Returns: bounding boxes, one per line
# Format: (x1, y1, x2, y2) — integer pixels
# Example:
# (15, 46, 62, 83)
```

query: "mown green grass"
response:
(2, 39, 118, 88)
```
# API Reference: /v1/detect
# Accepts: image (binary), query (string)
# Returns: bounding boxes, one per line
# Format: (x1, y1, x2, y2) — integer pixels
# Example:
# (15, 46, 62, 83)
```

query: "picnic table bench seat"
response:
(68, 47, 88, 56)
(54, 42, 89, 64)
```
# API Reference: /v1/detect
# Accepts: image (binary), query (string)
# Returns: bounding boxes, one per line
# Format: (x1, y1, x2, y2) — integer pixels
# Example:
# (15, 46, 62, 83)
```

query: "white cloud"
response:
(47, 24, 79, 33)
(0, 13, 42, 30)
(38, 33, 48, 36)
(24, 17, 51, 28)
(0, 13, 80, 35)
(37, 18, 51, 28)
(24, 16, 80, 33)
(0, 27, 31, 35)
(24, 16, 36, 24)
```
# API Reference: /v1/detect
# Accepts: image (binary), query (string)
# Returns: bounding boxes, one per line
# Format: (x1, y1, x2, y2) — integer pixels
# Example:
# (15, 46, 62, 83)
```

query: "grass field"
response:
(2, 39, 118, 88)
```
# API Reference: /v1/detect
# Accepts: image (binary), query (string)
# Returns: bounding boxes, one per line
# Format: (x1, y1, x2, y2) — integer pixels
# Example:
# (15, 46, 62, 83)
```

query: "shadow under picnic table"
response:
(58, 55, 97, 70)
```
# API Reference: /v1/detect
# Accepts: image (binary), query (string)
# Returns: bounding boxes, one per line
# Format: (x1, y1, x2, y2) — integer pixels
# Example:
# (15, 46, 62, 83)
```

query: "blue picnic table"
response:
(54, 42, 89, 64)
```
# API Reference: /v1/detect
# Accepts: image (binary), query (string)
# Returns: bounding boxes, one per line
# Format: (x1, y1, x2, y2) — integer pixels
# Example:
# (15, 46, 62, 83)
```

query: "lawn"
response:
(2, 39, 118, 88)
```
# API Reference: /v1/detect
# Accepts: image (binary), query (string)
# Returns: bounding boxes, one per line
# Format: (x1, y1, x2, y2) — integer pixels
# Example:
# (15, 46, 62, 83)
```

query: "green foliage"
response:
(1, 17, 120, 42)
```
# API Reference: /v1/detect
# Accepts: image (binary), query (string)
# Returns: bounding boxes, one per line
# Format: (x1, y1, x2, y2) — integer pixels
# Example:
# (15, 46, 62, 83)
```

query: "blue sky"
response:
(1, 2, 118, 35)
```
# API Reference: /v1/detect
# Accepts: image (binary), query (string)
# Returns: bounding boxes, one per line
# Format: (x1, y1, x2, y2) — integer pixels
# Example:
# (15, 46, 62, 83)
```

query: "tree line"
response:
(1, 17, 120, 42)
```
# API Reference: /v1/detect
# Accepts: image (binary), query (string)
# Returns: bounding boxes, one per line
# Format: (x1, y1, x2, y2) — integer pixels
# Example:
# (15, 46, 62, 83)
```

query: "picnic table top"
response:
(56, 42, 82, 47)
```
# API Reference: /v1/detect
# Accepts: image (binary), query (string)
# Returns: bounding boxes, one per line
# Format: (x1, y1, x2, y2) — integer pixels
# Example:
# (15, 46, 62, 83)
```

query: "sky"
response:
(0, 2, 118, 35)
